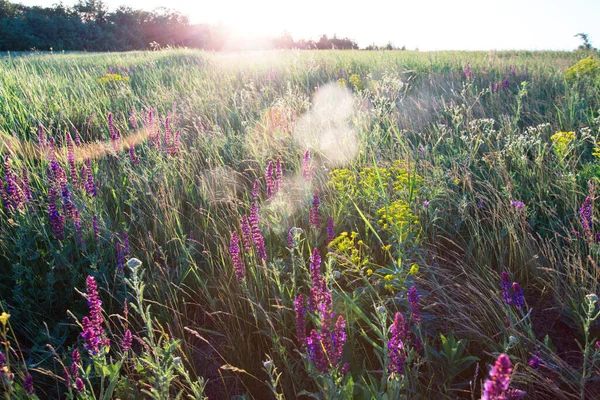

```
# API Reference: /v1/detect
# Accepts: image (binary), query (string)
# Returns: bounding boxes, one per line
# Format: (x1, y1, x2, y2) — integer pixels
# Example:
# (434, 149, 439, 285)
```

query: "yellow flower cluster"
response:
(377, 199, 419, 241)
(329, 168, 357, 196)
(564, 56, 600, 82)
(328, 231, 368, 268)
(97, 73, 131, 85)
(349, 74, 364, 91)
(550, 131, 575, 155)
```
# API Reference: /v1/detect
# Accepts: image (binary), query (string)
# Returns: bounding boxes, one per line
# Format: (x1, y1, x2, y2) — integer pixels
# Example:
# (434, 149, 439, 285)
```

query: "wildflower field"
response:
(1, 49, 600, 399)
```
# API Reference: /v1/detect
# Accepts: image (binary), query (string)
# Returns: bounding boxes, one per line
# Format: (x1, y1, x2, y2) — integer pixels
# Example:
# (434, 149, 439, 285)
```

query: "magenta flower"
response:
(275, 157, 282, 192)
(265, 161, 274, 198)
(75, 377, 85, 392)
(502, 78, 510, 92)
(66, 133, 78, 186)
(48, 188, 65, 240)
(80, 276, 109, 355)
(501, 271, 512, 305)
(229, 231, 245, 280)
(302, 150, 314, 182)
(481, 354, 525, 400)
(294, 294, 307, 347)
(122, 329, 133, 352)
(326, 216, 335, 244)
(92, 214, 99, 243)
(309, 190, 321, 228)
(408, 286, 421, 323)
(388, 312, 407, 374)
(249, 204, 267, 261)
(240, 215, 253, 252)
(24, 375, 34, 395)
(309, 248, 331, 316)
(129, 144, 139, 166)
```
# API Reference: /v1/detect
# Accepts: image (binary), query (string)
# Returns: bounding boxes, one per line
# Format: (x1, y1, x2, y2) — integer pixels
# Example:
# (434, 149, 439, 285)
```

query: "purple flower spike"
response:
(229, 231, 245, 280)
(80, 276, 109, 355)
(122, 329, 132, 352)
(265, 161, 274, 199)
(309, 190, 321, 228)
(408, 286, 421, 323)
(482, 354, 525, 399)
(512, 282, 525, 308)
(294, 295, 307, 347)
(388, 312, 407, 374)
(326, 216, 335, 245)
(24, 375, 34, 395)
(302, 150, 314, 182)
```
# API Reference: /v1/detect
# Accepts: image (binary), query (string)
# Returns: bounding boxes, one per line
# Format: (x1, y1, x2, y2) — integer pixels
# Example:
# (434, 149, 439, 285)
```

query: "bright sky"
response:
(17, 0, 600, 50)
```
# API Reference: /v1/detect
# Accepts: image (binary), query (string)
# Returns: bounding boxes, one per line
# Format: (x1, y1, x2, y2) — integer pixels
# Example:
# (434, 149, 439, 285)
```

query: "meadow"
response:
(0, 48, 600, 399)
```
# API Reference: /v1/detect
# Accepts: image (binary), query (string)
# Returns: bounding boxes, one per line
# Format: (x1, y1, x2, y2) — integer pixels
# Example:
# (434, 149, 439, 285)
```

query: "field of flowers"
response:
(1, 49, 600, 399)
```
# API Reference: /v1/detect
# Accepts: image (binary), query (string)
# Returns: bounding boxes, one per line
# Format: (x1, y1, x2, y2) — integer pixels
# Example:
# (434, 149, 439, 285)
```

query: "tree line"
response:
(0, 0, 386, 51)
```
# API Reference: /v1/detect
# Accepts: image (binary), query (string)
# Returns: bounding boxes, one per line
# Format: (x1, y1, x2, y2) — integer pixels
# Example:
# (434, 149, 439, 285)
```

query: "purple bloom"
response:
(482, 354, 525, 400)
(287, 227, 294, 248)
(93, 214, 99, 243)
(122, 232, 130, 257)
(72, 349, 81, 365)
(265, 161, 274, 198)
(129, 144, 139, 166)
(464, 62, 473, 79)
(251, 179, 260, 202)
(294, 294, 307, 347)
(422, 200, 430, 208)
(326, 216, 335, 245)
(116, 242, 124, 271)
(408, 286, 421, 323)
(240, 215, 253, 251)
(249, 204, 267, 261)
(510, 200, 525, 210)
(122, 329, 133, 352)
(309, 190, 321, 228)
(75, 377, 85, 393)
(309, 248, 331, 315)
(24, 375, 34, 395)
(388, 312, 407, 374)
(229, 231, 245, 280)
(307, 329, 328, 372)
(80, 276, 109, 355)
(48, 188, 65, 240)
(528, 353, 542, 369)
(512, 282, 525, 308)
(83, 158, 97, 197)
(502, 78, 510, 92)
(302, 150, 314, 182)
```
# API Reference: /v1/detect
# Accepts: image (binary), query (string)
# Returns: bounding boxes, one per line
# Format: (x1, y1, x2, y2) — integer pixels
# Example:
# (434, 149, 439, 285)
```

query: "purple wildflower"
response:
(510, 200, 525, 210)
(423, 200, 430, 208)
(502, 78, 510, 92)
(326, 216, 335, 245)
(229, 231, 245, 280)
(80, 276, 109, 355)
(75, 377, 85, 393)
(116, 242, 124, 272)
(265, 161, 274, 198)
(408, 286, 421, 323)
(83, 158, 97, 197)
(302, 150, 314, 182)
(129, 144, 139, 166)
(307, 329, 328, 372)
(251, 180, 260, 202)
(240, 215, 253, 251)
(528, 353, 542, 369)
(24, 375, 34, 395)
(93, 214, 99, 243)
(332, 315, 347, 365)
(464, 62, 473, 79)
(122, 232, 130, 257)
(122, 329, 132, 352)
(294, 294, 307, 347)
(512, 282, 525, 308)
(309, 190, 321, 228)
(388, 312, 407, 374)
(287, 227, 294, 248)
(249, 203, 267, 260)
(21, 168, 32, 202)
(481, 353, 525, 400)
(48, 188, 65, 240)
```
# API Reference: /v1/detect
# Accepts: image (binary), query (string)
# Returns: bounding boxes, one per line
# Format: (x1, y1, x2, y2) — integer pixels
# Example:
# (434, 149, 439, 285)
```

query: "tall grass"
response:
(0, 48, 600, 398)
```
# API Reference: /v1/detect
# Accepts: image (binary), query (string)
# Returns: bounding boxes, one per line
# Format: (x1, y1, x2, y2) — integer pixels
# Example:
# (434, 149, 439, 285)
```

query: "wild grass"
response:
(0, 48, 600, 399)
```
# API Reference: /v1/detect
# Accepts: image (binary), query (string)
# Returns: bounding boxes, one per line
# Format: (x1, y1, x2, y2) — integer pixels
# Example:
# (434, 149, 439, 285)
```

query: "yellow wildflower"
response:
(0, 312, 10, 326)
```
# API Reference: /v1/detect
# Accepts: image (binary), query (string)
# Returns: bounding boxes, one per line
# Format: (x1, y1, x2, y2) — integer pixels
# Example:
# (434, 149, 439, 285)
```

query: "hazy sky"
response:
(16, 0, 600, 50)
